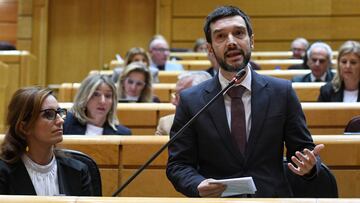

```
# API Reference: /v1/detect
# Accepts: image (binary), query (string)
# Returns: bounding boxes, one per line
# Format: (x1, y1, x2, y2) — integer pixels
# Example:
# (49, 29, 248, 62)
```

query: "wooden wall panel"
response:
(47, 0, 156, 84)
(102, 0, 156, 64)
(47, 0, 103, 84)
(163, 0, 360, 51)
(0, 0, 17, 46)
(172, 0, 332, 17)
(0, 1, 18, 22)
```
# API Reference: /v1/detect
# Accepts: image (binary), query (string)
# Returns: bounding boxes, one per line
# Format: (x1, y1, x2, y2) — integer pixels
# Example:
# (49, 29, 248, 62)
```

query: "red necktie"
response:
(227, 85, 247, 154)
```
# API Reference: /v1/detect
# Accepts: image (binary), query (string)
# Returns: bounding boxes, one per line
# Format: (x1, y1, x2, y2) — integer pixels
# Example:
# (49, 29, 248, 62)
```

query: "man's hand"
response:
(288, 144, 325, 176)
(197, 179, 226, 197)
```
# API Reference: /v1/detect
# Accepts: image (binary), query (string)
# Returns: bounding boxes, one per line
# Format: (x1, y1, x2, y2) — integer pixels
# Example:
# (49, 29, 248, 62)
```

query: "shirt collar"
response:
(218, 64, 252, 92)
(310, 72, 327, 82)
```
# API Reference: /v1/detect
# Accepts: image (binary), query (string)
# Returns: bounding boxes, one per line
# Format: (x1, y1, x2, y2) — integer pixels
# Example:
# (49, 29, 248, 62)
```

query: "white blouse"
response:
(22, 154, 60, 196)
(343, 89, 358, 103)
(85, 123, 104, 136)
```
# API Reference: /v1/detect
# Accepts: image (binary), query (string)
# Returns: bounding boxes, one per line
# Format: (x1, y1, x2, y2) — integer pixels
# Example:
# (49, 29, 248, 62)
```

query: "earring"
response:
(25, 146, 29, 152)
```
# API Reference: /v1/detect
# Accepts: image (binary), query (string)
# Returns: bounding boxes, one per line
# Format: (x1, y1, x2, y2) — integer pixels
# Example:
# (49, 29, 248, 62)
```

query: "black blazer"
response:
(318, 82, 360, 102)
(167, 68, 320, 197)
(63, 112, 131, 135)
(291, 69, 334, 82)
(0, 155, 92, 195)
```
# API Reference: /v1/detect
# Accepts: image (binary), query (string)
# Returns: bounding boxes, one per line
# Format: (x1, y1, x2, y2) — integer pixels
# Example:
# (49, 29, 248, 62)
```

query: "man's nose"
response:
(226, 34, 236, 47)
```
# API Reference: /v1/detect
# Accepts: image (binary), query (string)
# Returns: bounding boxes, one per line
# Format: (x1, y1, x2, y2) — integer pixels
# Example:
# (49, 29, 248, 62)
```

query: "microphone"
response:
(111, 68, 247, 197)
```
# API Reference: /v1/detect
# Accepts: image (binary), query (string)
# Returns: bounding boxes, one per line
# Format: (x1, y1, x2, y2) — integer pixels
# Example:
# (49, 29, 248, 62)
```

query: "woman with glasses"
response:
(63, 74, 131, 135)
(318, 41, 360, 102)
(0, 87, 92, 195)
(112, 47, 159, 83)
(118, 62, 160, 103)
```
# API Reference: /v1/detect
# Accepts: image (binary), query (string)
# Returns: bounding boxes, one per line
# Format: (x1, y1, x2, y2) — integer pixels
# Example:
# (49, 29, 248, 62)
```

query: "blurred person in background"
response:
(318, 40, 360, 102)
(149, 35, 184, 71)
(64, 74, 131, 135)
(118, 62, 160, 103)
(112, 47, 159, 83)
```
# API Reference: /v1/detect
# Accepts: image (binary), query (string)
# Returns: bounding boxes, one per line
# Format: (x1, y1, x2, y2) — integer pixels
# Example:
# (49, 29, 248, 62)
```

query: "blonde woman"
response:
(112, 47, 159, 83)
(64, 74, 131, 135)
(318, 41, 360, 102)
(118, 62, 160, 103)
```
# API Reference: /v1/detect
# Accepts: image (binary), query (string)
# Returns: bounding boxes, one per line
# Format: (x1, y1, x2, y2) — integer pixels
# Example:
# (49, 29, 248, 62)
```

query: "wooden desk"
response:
(1, 135, 359, 197)
(176, 59, 337, 71)
(0, 195, 331, 203)
(59, 102, 360, 135)
(170, 51, 339, 61)
(177, 59, 304, 70)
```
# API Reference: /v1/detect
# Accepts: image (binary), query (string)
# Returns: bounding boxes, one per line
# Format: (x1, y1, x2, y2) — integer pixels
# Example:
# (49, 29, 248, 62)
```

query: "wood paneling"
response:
(0, 1, 18, 22)
(47, 0, 156, 84)
(172, 0, 332, 17)
(0, 0, 17, 46)
(160, 0, 360, 51)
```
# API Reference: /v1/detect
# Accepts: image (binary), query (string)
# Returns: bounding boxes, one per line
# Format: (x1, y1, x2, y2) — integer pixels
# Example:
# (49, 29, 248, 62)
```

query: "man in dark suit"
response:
(292, 42, 334, 82)
(166, 6, 324, 198)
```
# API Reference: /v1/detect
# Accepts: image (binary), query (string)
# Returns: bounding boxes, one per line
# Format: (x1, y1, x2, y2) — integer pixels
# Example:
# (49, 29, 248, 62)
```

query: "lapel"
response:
(203, 75, 245, 163)
(10, 161, 36, 195)
(103, 123, 116, 135)
(56, 157, 69, 195)
(245, 70, 270, 160)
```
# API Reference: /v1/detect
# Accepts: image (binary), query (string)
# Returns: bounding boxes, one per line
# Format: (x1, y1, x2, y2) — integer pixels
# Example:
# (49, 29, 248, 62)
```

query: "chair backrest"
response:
(60, 149, 102, 196)
(345, 115, 360, 133)
(284, 161, 338, 198)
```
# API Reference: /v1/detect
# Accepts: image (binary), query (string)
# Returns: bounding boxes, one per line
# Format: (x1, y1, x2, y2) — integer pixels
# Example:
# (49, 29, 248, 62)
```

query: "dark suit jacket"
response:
(318, 82, 360, 102)
(291, 69, 334, 82)
(63, 112, 131, 135)
(0, 155, 92, 195)
(166, 68, 320, 197)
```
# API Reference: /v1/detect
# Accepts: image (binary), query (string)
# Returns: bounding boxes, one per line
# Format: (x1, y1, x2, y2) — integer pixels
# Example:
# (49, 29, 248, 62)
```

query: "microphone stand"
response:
(112, 69, 246, 197)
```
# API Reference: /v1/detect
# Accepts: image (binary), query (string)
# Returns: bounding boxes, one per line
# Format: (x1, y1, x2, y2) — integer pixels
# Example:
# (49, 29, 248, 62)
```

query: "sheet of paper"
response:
(208, 177, 257, 197)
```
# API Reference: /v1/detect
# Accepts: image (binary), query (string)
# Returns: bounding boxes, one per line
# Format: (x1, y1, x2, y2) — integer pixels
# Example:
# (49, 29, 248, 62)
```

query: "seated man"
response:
(292, 42, 334, 82)
(148, 35, 183, 71)
(291, 38, 309, 59)
(155, 71, 212, 135)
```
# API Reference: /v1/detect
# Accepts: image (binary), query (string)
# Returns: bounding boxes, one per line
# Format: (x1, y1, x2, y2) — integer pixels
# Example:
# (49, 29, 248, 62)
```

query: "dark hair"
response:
(203, 6, 253, 43)
(0, 87, 52, 163)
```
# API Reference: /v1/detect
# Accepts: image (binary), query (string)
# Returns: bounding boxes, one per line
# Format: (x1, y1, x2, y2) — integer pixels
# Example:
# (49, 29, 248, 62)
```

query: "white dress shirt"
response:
(22, 154, 60, 196)
(218, 65, 252, 140)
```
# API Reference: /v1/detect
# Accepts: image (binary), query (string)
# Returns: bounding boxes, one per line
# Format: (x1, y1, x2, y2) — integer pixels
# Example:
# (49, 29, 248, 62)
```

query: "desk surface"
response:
(0, 195, 352, 203)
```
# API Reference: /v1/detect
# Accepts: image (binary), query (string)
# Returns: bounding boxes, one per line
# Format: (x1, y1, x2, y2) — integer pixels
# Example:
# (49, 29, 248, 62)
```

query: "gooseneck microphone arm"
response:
(112, 69, 247, 197)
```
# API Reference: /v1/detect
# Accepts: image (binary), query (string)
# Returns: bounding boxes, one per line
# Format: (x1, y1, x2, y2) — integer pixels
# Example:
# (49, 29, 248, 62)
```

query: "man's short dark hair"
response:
(203, 6, 253, 43)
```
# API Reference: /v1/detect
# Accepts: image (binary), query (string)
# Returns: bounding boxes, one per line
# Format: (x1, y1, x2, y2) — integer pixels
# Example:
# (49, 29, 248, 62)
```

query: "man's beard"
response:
(215, 49, 251, 72)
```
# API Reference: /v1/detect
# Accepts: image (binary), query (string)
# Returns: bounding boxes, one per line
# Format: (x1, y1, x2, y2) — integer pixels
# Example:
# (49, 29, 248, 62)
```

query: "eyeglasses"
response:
(40, 108, 67, 120)
(310, 58, 327, 64)
(125, 77, 146, 87)
(152, 48, 170, 53)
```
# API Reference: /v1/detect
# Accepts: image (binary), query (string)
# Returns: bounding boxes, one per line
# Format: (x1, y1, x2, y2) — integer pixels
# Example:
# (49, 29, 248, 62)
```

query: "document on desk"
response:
(208, 177, 257, 197)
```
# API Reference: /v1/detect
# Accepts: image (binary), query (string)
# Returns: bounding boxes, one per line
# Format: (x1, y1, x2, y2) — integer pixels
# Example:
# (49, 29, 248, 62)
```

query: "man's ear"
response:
(207, 43, 214, 56)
